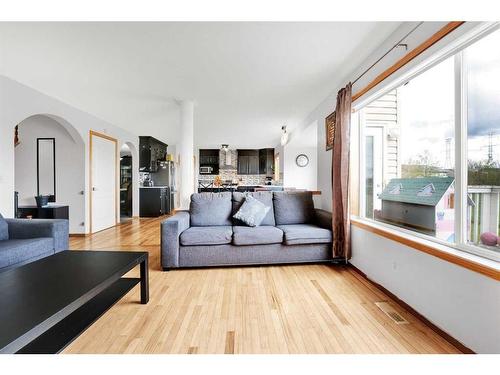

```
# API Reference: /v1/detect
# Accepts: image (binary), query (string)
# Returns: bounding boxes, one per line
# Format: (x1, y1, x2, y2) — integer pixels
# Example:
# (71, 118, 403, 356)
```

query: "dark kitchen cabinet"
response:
(237, 150, 259, 175)
(139, 187, 170, 217)
(139, 136, 168, 172)
(199, 149, 219, 175)
(259, 148, 274, 176)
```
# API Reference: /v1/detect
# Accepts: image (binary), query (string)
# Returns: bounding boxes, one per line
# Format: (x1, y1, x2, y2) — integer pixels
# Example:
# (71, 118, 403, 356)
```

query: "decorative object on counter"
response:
(325, 110, 336, 151)
(213, 175, 222, 187)
(280, 125, 289, 146)
(35, 195, 50, 208)
(295, 154, 309, 167)
(232, 195, 270, 227)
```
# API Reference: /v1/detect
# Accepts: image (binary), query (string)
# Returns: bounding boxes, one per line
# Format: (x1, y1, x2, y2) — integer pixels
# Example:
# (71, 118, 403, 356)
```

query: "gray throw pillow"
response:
(233, 195, 270, 227)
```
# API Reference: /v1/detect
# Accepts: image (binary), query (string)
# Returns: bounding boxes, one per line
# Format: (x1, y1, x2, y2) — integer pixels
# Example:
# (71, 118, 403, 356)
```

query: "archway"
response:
(14, 114, 86, 234)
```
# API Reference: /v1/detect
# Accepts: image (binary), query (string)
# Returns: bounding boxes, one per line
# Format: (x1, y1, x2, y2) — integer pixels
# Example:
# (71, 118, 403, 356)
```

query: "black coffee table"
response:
(0, 250, 149, 354)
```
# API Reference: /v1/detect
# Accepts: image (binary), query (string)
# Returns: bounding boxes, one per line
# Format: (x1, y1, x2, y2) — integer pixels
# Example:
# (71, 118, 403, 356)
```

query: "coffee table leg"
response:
(140, 256, 149, 304)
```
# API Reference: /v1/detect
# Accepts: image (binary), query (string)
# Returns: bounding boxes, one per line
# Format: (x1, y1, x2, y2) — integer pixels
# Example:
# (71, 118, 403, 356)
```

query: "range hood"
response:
(219, 148, 237, 170)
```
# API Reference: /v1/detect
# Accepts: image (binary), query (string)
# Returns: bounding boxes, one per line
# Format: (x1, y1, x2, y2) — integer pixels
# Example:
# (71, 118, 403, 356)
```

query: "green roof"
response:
(379, 177, 454, 206)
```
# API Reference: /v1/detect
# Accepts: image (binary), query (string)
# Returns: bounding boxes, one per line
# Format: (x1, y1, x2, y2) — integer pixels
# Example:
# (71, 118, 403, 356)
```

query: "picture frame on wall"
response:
(325, 111, 336, 151)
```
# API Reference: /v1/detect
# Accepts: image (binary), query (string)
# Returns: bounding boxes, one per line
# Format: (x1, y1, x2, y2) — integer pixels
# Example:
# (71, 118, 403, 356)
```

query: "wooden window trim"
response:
(352, 21, 465, 103)
(351, 218, 500, 281)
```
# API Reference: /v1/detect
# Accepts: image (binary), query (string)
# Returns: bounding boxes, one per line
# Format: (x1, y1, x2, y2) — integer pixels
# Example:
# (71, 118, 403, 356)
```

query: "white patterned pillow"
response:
(233, 195, 271, 227)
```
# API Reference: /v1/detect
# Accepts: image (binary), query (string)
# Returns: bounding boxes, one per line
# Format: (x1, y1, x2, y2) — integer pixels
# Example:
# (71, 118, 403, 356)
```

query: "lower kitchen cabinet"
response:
(139, 187, 171, 217)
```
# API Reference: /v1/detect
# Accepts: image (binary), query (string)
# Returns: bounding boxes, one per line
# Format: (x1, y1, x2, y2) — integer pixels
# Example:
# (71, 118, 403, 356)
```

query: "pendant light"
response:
(280, 125, 289, 146)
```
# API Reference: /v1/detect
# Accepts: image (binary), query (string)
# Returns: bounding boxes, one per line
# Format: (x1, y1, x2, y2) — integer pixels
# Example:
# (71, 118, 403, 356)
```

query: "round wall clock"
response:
(295, 154, 309, 167)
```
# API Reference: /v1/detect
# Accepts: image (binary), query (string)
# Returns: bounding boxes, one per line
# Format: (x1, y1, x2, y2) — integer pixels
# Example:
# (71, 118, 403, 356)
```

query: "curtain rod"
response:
(352, 22, 424, 86)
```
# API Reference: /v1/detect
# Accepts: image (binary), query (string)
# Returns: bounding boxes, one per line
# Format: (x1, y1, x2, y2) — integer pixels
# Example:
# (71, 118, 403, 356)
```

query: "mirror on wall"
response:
(37, 138, 56, 202)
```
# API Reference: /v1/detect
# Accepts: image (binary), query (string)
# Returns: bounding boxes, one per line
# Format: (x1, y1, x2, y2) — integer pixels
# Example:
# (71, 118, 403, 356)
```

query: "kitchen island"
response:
(197, 184, 284, 193)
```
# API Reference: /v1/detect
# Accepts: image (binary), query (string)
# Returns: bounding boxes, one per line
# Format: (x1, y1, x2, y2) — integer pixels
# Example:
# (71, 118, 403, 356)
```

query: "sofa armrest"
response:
(161, 211, 190, 269)
(5, 218, 69, 252)
(314, 209, 332, 230)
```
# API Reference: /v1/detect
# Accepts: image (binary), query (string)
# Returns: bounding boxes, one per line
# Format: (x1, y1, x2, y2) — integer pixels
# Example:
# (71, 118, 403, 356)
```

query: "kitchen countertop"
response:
(140, 185, 169, 188)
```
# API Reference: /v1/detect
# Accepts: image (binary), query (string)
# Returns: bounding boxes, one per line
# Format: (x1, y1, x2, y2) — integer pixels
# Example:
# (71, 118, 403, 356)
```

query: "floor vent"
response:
(375, 301, 409, 324)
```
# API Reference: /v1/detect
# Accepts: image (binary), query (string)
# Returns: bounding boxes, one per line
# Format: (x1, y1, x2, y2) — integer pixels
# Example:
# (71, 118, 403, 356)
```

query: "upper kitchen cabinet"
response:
(237, 149, 259, 175)
(199, 149, 219, 175)
(139, 136, 168, 172)
(259, 148, 275, 176)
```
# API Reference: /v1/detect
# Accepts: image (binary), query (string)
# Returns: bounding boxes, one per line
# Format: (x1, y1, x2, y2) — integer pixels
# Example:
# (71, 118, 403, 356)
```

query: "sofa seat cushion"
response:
(273, 192, 315, 225)
(232, 192, 275, 226)
(190, 192, 232, 226)
(232, 226, 283, 246)
(0, 237, 54, 269)
(180, 226, 233, 246)
(277, 224, 332, 245)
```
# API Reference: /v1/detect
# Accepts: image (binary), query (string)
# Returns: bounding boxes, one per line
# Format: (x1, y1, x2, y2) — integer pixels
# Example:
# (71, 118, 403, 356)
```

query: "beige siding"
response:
(364, 90, 399, 182)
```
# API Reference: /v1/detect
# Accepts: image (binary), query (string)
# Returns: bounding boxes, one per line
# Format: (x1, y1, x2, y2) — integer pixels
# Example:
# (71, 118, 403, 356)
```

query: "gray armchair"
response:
(0, 213, 69, 271)
(161, 211, 190, 269)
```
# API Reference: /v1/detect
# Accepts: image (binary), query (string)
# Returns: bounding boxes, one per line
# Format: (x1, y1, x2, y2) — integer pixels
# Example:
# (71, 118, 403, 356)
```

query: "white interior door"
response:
(91, 133, 117, 232)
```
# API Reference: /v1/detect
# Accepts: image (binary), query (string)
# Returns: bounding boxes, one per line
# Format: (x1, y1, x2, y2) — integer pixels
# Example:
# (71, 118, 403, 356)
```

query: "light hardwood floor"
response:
(65, 217, 463, 354)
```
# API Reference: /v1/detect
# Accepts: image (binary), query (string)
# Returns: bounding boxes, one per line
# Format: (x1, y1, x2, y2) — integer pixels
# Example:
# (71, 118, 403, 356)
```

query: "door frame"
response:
(89, 130, 118, 233)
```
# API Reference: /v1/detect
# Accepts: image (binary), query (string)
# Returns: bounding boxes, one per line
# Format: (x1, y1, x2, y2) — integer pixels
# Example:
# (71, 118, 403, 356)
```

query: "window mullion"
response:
(454, 52, 468, 246)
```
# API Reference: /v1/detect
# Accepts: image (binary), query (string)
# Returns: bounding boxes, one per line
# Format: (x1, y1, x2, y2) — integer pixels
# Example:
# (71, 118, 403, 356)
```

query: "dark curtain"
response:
(332, 83, 352, 260)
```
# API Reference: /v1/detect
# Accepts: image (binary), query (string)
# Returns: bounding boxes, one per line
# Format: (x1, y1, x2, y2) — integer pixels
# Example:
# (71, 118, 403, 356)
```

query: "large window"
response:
(465, 30, 500, 251)
(358, 27, 500, 259)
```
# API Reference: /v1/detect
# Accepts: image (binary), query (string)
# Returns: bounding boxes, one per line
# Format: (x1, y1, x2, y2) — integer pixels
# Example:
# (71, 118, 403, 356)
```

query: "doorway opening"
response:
(14, 114, 85, 234)
(120, 143, 133, 222)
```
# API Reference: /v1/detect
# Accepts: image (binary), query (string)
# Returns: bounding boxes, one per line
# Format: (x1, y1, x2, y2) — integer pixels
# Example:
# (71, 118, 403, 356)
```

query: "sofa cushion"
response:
(180, 226, 233, 246)
(0, 237, 54, 269)
(278, 224, 332, 245)
(232, 192, 275, 226)
(273, 192, 315, 225)
(232, 226, 283, 246)
(0, 213, 8, 241)
(190, 192, 232, 226)
(233, 195, 270, 227)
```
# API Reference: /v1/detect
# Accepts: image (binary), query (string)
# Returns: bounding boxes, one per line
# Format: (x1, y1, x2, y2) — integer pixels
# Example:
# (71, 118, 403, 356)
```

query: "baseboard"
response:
(69, 233, 88, 237)
(348, 262, 475, 354)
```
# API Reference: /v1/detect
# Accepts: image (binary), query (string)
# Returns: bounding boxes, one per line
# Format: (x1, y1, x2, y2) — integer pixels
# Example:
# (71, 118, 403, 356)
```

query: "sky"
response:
(398, 28, 500, 168)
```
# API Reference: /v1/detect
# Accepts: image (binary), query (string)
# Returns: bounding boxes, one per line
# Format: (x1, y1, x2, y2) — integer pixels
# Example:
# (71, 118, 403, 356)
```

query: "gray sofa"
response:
(0, 213, 69, 272)
(161, 191, 333, 270)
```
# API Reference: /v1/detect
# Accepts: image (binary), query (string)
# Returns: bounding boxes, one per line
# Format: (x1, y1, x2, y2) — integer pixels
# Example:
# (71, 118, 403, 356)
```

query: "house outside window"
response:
(357, 27, 500, 260)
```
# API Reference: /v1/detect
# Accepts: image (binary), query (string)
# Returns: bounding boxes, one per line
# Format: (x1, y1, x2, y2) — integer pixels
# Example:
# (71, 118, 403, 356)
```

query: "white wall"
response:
(15, 115, 85, 234)
(351, 226, 500, 353)
(282, 120, 318, 191)
(283, 146, 317, 191)
(0, 75, 140, 233)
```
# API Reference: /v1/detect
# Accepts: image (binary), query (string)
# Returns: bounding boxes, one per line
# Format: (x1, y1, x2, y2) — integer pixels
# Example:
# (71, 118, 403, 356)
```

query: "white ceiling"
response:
(0, 22, 401, 148)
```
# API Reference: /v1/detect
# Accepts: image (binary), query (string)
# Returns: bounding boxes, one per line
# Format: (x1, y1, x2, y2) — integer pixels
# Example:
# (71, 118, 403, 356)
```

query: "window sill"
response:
(350, 217, 500, 281)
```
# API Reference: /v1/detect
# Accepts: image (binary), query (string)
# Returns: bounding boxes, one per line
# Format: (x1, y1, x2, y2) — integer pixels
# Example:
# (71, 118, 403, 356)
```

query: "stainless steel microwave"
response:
(200, 166, 213, 174)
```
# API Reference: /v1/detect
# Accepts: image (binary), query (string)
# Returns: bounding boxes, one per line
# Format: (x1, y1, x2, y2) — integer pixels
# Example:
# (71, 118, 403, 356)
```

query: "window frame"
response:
(355, 22, 500, 263)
